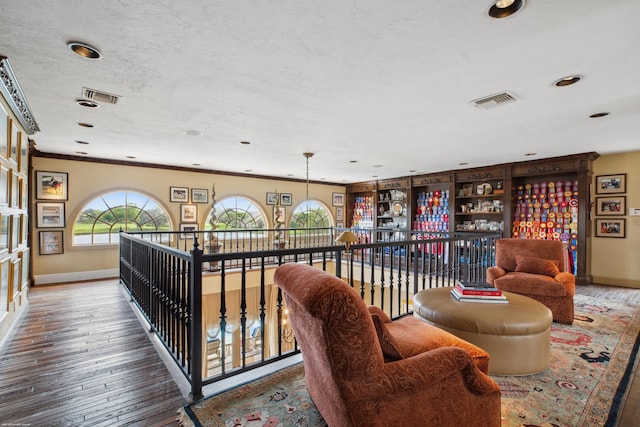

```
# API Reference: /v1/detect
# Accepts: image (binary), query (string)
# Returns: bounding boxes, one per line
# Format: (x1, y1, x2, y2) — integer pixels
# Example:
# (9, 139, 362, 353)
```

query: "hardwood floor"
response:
(0, 280, 637, 426)
(0, 280, 186, 426)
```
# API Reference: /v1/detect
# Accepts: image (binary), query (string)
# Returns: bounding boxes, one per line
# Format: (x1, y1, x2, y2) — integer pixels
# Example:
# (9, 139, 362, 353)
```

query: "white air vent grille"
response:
(82, 87, 120, 105)
(471, 91, 518, 110)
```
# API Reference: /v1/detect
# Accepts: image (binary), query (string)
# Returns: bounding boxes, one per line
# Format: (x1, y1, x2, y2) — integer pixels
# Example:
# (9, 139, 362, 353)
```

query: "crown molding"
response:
(0, 56, 40, 135)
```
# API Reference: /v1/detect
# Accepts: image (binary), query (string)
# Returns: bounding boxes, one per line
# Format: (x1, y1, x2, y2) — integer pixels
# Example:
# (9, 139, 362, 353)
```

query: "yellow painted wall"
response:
(32, 152, 640, 287)
(590, 151, 640, 288)
(31, 157, 345, 282)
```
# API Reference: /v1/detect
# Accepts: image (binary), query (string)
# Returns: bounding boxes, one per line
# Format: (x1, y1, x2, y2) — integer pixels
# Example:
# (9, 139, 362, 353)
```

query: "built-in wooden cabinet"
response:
(346, 152, 597, 283)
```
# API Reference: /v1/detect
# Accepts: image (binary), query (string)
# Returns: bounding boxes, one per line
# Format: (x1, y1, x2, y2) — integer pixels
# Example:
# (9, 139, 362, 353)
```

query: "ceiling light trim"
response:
(0, 56, 40, 134)
(68, 41, 102, 60)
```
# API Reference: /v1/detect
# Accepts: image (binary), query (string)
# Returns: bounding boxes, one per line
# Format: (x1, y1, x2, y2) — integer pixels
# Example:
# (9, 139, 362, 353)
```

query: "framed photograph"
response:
(596, 174, 626, 194)
(595, 196, 626, 216)
(266, 192, 278, 205)
(595, 218, 626, 238)
(5, 117, 12, 161)
(179, 223, 197, 240)
(332, 192, 345, 207)
(10, 129, 20, 162)
(39, 230, 64, 255)
(36, 202, 66, 228)
(280, 193, 292, 206)
(273, 206, 286, 225)
(336, 207, 344, 221)
(35, 170, 68, 200)
(191, 188, 209, 204)
(336, 221, 345, 228)
(180, 204, 198, 222)
(170, 186, 189, 202)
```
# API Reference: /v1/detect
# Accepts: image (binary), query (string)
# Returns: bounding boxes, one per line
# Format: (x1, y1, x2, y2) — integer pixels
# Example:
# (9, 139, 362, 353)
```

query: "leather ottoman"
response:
(413, 287, 552, 375)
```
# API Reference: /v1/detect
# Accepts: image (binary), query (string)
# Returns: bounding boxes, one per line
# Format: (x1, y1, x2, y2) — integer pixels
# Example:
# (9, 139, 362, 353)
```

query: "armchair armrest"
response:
(487, 266, 506, 284)
(367, 305, 392, 323)
(344, 347, 499, 401)
(554, 272, 576, 296)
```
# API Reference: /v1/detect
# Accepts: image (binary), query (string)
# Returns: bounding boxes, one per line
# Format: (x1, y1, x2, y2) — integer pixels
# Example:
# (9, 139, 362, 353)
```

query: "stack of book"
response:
(450, 281, 508, 304)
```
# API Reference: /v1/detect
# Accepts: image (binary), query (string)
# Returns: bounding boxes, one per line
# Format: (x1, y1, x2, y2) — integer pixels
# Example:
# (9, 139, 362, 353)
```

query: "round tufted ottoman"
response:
(413, 287, 552, 375)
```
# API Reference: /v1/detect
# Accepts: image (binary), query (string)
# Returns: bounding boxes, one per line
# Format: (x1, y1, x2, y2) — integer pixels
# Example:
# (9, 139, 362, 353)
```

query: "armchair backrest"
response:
(273, 262, 384, 382)
(495, 238, 567, 272)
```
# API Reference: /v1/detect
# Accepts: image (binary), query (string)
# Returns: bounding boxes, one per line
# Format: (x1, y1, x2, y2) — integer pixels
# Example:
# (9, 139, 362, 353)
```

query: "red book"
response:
(455, 283, 502, 297)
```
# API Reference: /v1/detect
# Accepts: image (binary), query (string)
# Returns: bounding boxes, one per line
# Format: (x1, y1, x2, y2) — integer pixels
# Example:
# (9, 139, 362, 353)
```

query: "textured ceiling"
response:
(1, 1, 639, 183)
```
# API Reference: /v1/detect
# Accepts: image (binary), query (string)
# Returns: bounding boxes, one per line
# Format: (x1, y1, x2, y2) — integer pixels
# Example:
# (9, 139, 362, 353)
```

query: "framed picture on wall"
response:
(0, 105, 7, 159)
(35, 170, 68, 200)
(36, 202, 66, 228)
(266, 192, 278, 205)
(1, 257, 9, 311)
(595, 196, 626, 216)
(280, 193, 292, 206)
(595, 218, 625, 238)
(179, 223, 197, 240)
(336, 207, 344, 221)
(170, 186, 189, 202)
(39, 230, 64, 255)
(595, 174, 626, 194)
(180, 204, 198, 222)
(332, 192, 345, 207)
(191, 188, 208, 203)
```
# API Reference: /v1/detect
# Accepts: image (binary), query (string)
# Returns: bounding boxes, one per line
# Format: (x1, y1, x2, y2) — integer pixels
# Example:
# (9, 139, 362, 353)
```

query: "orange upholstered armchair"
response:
(274, 263, 501, 427)
(487, 238, 575, 324)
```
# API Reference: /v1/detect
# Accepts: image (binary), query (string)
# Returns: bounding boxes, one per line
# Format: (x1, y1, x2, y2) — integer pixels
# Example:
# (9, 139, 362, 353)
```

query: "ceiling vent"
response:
(471, 91, 518, 110)
(82, 87, 120, 105)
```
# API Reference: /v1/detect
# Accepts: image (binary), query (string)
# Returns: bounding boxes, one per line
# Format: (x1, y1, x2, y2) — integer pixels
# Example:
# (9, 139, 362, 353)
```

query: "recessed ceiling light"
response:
(373, 164, 383, 168)
(126, 156, 136, 159)
(349, 160, 358, 163)
(287, 174, 294, 177)
(525, 152, 537, 156)
(192, 163, 201, 166)
(76, 151, 88, 155)
(75, 140, 89, 145)
(459, 162, 469, 166)
(554, 75, 582, 87)
(409, 169, 417, 173)
(240, 141, 251, 145)
(372, 175, 378, 178)
(68, 41, 102, 60)
(185, 130, 203, 136)
(488, 0, 525, 18)
(245, 169, 253, 172)
(76, 99, 99, 108)
(77, 122, 94, 128)
(590, 112, 610, 118)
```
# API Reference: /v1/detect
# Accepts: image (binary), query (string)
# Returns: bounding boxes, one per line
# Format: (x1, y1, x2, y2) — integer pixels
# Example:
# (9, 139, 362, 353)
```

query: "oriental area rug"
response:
(177, 294, 640, 427)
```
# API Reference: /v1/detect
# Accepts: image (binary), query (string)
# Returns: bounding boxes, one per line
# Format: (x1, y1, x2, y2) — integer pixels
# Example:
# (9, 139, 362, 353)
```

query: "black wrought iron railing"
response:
(119, 229, 500, 400)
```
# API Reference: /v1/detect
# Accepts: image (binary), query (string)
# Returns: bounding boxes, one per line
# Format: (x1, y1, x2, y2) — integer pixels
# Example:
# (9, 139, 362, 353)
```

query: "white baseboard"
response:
(33, 269, 119, 285)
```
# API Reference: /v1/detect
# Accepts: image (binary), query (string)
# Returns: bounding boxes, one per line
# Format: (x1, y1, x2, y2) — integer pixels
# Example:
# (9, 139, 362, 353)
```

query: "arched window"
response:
(290, 200, 332, 229)
(72, 191, 171, 245)
(205, 196, 266, 230)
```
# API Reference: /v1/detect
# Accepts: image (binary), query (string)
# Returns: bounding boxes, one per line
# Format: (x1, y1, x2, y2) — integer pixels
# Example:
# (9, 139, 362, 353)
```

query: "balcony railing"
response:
(119, 228, 500, 400)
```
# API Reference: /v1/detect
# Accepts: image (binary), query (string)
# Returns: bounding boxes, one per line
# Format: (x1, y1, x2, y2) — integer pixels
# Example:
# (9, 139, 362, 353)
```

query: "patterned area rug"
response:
(177, 294, 640, 427)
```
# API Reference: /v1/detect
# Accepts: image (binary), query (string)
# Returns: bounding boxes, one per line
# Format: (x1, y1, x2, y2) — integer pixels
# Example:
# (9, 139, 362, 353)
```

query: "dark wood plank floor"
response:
(0, 280, 638, 426)
(0, 280, 186, 426)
